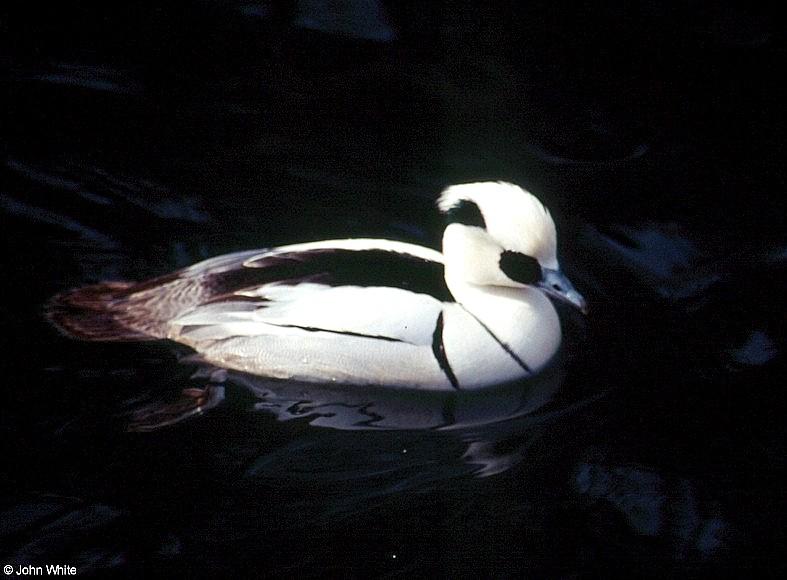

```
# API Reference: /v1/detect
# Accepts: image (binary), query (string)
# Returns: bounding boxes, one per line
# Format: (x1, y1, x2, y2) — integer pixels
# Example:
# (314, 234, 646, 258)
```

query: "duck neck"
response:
(446, 275, 562, 373)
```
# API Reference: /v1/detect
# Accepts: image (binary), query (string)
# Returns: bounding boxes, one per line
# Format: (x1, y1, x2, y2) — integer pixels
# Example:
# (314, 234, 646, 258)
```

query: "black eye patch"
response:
(446, 200, 486, 229)
(499, 251, 542, 285)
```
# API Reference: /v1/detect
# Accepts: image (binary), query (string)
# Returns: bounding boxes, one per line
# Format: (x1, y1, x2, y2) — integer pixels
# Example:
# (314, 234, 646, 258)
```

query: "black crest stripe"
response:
(460, 306, 532, 374)
(446, 200, 486, 229)
(431, 311, 460, 390)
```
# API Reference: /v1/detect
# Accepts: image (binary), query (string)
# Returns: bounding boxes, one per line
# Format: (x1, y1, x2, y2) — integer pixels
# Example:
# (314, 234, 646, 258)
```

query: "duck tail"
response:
(46, 281, 156, 342)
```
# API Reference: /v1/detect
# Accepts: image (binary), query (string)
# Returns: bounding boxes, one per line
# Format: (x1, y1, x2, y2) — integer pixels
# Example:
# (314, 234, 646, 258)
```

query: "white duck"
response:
(49, 182, 586, 391)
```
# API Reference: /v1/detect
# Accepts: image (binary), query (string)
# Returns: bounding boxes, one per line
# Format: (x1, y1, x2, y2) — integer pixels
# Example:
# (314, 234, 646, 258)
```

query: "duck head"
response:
(438, 181, 586, 313)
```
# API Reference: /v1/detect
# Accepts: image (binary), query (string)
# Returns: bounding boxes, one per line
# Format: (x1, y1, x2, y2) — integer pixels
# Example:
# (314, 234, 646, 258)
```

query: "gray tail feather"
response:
(46, 282, 156, 342)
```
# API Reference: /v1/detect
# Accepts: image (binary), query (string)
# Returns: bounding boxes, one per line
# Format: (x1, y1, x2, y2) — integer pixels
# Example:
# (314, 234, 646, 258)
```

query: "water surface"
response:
(2, 2, 784, 576)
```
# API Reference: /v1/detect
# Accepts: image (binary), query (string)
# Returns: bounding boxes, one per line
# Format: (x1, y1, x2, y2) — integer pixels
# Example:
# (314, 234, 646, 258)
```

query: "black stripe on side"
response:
(263, 322, 407, 343)
(462, 308, 532, 374)
(431, 311, 460, 390)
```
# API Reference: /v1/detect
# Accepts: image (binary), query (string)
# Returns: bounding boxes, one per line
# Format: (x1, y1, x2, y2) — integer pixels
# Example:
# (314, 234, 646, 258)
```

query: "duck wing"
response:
(48, 239, 458, 389)
(47, 248, 263, 341)
(172, 239, 451, 339)
(165, 240, 456, 388)
(208, 238, 450, 302)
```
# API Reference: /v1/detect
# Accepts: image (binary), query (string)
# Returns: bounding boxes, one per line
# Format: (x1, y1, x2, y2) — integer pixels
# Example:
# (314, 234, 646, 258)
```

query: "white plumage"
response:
(49, 182, 586, 391)
(438, 181, 558, 269)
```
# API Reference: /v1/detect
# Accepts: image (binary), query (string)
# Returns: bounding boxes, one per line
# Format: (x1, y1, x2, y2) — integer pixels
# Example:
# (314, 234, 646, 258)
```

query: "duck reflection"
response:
(131, 359, 578, 478)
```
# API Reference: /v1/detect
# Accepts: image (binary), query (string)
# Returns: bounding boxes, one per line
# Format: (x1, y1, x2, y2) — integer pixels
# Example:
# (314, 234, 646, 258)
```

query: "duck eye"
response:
(499, 251, 542, 285)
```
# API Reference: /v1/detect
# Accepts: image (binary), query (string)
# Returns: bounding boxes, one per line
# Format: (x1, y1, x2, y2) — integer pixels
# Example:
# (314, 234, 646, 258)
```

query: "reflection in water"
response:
(131, 360, 582, 479)
(4, 1, 782, 574)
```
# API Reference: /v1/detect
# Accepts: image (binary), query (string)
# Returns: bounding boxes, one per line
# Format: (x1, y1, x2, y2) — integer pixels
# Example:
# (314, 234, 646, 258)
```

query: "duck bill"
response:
(539, 269, 588, 314)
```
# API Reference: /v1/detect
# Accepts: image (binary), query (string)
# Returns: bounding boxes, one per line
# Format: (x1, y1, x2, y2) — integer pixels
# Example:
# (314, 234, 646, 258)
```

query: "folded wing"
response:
(167, 240, 454, 388)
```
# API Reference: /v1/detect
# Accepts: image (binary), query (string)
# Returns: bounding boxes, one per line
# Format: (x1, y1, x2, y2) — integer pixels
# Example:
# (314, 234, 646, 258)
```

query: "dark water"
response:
(2, 2, 785, 577)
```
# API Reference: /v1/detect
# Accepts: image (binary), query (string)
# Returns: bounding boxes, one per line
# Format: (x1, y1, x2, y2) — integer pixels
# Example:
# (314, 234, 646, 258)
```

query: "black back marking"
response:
(431, 311, 460, 390)
(499, 251, 542, 285)
(242, 248, 454, 302)
(446, 200, 486, 229)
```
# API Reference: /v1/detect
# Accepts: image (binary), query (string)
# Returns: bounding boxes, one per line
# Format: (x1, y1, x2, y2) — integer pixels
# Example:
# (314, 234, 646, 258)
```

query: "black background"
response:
(2, 1, 785, 577)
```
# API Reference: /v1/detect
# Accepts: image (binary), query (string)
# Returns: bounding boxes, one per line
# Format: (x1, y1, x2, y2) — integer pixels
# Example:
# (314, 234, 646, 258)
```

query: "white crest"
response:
(437, 181, 558, 269)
